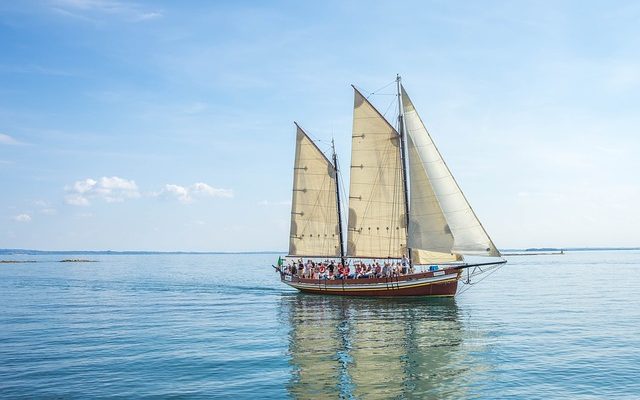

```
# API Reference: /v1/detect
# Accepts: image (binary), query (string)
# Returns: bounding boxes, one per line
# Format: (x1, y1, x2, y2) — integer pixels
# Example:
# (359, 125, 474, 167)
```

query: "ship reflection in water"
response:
(279, 293, 486, 399)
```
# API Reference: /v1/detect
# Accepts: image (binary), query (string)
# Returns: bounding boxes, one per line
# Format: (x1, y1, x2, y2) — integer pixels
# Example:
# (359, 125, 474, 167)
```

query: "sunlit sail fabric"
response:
(289, 125, 341, 257)
(412, 249, 461, 264)
(347, 88, 407, 258)
(407, 133, 455, 254)
(402, 86, 500, 257)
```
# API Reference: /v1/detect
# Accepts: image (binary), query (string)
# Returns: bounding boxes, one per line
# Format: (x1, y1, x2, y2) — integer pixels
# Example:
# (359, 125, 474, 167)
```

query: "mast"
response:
(396, 74, 413, 265)
(332, 138, 346, 266)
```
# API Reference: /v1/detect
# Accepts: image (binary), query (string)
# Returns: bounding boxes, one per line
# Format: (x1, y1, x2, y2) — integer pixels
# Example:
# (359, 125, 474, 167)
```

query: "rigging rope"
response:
(456, 263, 505, 296)
(364, 80, 396, 99)
(381, 96, 397, 119)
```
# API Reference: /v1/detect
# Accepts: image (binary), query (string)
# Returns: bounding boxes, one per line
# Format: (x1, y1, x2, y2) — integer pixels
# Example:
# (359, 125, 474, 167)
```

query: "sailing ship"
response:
(275, 76, 506, 297)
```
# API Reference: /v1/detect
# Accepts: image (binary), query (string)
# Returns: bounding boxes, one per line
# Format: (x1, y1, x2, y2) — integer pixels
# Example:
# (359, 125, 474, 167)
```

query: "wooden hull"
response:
(280, 268, 461, 297)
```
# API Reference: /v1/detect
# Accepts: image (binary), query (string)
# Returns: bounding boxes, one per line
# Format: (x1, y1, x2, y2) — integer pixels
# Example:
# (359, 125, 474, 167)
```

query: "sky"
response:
(1, 0, 639, 251)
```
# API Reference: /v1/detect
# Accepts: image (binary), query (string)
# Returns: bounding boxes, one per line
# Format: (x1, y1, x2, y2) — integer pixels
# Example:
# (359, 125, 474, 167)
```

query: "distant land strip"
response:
(1, 259, 98, 263)
(502, 251, 563, 256)
(0, 249, 285, 255)
(1, 248, 638, 256)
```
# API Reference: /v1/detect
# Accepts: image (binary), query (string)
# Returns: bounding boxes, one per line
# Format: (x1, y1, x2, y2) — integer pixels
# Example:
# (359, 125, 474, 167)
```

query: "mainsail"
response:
(289, 124, 341, 257)
(402, 87, 500, 257)
(347, 88, 407, 258)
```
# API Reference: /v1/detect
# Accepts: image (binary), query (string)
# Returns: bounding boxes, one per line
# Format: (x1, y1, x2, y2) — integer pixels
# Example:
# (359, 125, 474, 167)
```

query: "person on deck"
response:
(336, 264, 344, 279)
(346, 264, 354, 279)
(318, 263, 327, 279)
(401, 254, 409, 275)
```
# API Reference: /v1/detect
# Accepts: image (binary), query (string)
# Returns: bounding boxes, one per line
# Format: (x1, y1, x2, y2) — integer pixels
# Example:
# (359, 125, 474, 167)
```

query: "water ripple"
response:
(1, 251, 639, 398)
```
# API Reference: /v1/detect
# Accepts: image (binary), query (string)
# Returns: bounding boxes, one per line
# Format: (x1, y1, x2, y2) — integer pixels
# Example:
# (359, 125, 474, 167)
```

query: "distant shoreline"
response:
(502, 251, 563, 256)
(1, 259, 98, 263)
(0, 249, 284, 256)
(0, 247, 638, 256)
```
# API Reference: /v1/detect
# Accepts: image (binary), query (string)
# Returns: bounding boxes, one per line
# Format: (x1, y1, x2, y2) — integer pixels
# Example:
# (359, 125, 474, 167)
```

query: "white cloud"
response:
(65, 194, 91, 206)
(13, 214, 32, 222)
(163, 184, 191, 203)
(65, 176, 140, 206)
(50, 0, 163, 22)
(134, 11, 162, 21)
(0, 133, 21, 145)
(191, 182, 233, 198)
(158, 182, 233, 204)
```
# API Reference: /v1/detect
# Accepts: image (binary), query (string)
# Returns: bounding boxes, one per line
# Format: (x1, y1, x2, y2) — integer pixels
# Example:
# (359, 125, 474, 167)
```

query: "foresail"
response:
(412, 248, 461, 264)
(289, 125, 341, 257)
(407, 133, 455, 254)
(402, 86, 500, 257)
(347, 88, 407, 258)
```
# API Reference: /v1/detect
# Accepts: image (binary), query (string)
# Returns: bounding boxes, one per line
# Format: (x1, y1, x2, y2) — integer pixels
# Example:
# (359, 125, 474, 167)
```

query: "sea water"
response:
(0, 251, 639, 399)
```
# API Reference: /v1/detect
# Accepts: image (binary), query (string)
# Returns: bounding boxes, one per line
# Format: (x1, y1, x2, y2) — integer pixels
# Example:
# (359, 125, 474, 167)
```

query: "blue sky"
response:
(1, 0, 639, 251)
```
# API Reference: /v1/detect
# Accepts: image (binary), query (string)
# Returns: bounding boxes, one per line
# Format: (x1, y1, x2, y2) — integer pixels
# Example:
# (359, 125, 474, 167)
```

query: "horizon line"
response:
(1, 247, 639, 255)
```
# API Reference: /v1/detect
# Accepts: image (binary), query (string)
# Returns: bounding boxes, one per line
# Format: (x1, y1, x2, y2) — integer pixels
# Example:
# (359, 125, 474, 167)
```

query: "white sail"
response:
(402, 86, 500, 257)
(289, 124, 341, 257)
(347, 88, 407, 258)
(407, 132, 455, 254)
(412, 248, 461, 264)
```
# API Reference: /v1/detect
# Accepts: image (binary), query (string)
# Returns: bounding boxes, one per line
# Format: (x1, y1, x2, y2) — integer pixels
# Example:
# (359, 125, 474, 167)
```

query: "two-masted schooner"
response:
(275, 76, 506, 297)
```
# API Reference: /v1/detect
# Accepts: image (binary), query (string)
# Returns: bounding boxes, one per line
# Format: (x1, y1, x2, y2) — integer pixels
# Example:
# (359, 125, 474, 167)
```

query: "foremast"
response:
(332, 138, 346, 266)
(396, 74, 413, 266)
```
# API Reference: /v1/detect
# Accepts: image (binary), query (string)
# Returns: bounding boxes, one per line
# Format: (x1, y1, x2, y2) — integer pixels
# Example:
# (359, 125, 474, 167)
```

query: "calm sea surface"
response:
(1, 251, 639, 399)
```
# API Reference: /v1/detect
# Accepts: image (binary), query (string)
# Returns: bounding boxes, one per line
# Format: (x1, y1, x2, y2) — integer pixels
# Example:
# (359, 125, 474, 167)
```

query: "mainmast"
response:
(396, 74, 413, 266)
(332, 138, 346, 266)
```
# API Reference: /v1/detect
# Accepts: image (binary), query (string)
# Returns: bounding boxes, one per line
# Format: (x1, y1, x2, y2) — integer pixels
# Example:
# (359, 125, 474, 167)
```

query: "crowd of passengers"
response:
(284, 256, 415, 280)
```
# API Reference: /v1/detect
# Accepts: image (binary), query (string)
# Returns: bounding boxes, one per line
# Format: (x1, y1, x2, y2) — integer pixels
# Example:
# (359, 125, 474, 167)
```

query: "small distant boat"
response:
(275, 76, 506, 297)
